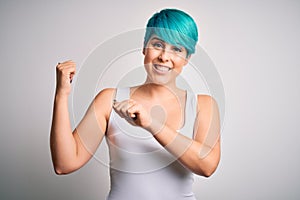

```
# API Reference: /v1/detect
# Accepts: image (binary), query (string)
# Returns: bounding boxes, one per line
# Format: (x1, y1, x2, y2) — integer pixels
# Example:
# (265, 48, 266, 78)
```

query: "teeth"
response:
(154, 65, 170, 72)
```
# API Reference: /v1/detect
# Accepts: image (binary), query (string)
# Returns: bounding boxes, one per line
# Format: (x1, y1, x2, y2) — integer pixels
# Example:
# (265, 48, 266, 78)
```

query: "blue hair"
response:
(144, 9, 198, 56)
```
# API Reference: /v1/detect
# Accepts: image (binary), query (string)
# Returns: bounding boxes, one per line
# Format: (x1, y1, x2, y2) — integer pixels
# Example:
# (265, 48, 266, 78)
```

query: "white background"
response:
(0, 0, 299, 199)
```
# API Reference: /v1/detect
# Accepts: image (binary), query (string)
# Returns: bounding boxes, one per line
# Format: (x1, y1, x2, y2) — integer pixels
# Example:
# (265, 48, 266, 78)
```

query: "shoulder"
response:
(94, 88, 116, 102)
(93, 88, 116, 118)
(196, 94, 219, 113)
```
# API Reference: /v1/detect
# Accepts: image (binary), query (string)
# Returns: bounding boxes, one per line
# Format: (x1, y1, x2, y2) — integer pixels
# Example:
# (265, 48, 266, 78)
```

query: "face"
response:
(143, 35, 190, 86)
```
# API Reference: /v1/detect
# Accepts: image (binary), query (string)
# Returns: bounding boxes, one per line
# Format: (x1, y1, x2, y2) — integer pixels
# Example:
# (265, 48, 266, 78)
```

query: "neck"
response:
(144, 77, 178, 92)
(137, 82, 183, 100)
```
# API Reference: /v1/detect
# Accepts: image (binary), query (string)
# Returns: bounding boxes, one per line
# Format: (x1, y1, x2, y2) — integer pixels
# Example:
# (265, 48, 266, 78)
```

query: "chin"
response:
(146, 75, 168, 85)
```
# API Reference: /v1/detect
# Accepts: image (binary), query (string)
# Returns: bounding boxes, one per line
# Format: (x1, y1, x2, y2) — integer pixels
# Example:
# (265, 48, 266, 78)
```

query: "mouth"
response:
(153, 64, 171, 74)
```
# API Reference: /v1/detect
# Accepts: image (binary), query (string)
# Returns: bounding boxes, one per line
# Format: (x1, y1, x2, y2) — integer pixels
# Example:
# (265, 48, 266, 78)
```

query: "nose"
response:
(158, 49, 171, 62)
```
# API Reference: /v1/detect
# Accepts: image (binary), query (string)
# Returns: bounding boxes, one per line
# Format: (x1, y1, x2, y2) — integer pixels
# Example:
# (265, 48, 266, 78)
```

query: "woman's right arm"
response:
(50, 60, 114, 175)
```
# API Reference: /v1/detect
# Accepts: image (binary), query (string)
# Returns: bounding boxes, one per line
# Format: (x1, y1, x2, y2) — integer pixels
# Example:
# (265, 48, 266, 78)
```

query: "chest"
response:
(133, 96, 186, 131)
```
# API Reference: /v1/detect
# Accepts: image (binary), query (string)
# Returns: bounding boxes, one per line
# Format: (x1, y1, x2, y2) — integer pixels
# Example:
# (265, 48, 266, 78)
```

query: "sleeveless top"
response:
(105, 87, 198, 200)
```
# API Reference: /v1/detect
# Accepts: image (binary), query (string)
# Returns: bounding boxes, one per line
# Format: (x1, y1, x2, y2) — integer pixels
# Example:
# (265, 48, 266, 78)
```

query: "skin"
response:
(50, 36, 221, 177)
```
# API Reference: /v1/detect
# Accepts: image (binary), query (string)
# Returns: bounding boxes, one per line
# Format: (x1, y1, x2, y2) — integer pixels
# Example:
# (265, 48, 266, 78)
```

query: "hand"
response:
(113, 99, 167, 134)
(113, 99, 152, 128)
(55, 60, 76, 96)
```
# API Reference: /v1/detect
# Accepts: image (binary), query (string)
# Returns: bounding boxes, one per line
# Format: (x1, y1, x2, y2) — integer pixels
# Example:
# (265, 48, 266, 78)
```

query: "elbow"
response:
(201, 168, 216, 178)
(54, 169, 64, 175)
(54, 167, 66, 175)
(53, 164, 76, 175)
(51, 155, 82, 175)
(193, 166, 217, 178)
(194, 160, 219, 177)
(197, 147, 221, 177)
(53, 166, 68, 175)
(201, 159, 220, 177)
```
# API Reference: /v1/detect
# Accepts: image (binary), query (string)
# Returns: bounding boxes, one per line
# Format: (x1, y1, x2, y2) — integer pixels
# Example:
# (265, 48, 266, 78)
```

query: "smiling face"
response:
(143, 36, 190, 86)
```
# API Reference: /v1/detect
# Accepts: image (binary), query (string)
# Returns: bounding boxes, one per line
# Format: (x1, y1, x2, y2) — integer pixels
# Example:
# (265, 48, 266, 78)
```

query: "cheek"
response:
(143, 54, 150, 64)
(175, 57, 188, 67)
(173, 58, 188, 73)
(143, 49, 156, 64)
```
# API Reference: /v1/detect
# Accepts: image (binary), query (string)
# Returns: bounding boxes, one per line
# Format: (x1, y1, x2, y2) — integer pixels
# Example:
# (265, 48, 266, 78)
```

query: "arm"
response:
(50, 61, 114, 175)
(148, 95, 220, 177)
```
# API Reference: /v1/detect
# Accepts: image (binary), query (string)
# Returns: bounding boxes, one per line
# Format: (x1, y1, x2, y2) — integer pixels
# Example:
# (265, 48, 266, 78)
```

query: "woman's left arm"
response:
(146, 95, 221, 177)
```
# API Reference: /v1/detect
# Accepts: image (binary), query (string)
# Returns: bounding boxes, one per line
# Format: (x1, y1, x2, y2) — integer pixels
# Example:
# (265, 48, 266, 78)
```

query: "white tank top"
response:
(106, 87, 198, 200)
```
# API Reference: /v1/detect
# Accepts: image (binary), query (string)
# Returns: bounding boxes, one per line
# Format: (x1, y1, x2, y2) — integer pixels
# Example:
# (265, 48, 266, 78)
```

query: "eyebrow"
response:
(150, 37, 183, 47)
(150, 37, 165, 42)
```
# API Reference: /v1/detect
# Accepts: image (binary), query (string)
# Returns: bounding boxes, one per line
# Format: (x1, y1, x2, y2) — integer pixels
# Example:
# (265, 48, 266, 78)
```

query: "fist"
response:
(113, 99, 167, 134)
(113, 99, 152, 128)
(55, 60, 76, 95)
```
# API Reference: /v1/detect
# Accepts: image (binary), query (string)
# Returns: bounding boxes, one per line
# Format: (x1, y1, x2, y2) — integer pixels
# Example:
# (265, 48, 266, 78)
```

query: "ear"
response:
(142, 48, 146, 55)
(183, 55, 191, 66)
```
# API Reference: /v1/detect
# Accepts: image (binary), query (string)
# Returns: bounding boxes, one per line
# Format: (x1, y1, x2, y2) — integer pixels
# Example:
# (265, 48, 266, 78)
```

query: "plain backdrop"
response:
(0, 0, 300, 199)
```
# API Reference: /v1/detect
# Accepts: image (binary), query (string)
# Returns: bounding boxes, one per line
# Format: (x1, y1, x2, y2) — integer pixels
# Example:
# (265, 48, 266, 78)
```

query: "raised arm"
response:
(50, 61, 114, 175)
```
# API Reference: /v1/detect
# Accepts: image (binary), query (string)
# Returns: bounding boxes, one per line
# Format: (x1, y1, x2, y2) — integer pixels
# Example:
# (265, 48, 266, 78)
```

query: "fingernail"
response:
(131, 114, 137, 120)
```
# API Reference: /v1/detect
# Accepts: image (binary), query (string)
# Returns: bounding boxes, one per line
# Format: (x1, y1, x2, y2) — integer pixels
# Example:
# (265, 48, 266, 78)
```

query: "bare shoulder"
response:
(93, 88, 116, 119)
(94, 88, 116, 101)
(196, 94, 219, 113)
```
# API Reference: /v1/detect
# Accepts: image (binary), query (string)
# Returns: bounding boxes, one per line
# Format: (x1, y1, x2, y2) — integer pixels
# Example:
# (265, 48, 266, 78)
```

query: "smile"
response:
(153, 64, 171, 73)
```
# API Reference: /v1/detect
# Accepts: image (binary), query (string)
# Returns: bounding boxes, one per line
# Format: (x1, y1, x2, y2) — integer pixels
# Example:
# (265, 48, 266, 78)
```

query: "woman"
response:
(50, 8, 220, 200)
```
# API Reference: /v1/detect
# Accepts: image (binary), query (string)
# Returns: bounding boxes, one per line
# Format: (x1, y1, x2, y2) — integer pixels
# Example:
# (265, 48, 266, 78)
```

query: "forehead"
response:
(149, 35, 183, 47)
(147, 35, 188, 57)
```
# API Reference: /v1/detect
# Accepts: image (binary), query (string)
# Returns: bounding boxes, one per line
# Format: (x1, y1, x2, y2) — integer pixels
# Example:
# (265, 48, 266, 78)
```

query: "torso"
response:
(105, 87, 198, 200)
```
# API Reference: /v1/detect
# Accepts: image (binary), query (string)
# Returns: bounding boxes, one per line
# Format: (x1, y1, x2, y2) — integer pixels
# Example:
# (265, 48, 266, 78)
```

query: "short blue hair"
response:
(144, 8, 198, 56)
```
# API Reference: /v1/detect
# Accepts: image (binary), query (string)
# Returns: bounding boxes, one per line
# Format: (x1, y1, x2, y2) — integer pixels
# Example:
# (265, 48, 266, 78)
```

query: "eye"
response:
(173, 46, 182, 53)
(152, 42, 164, 49)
